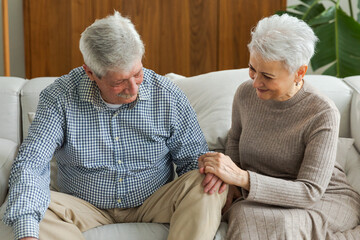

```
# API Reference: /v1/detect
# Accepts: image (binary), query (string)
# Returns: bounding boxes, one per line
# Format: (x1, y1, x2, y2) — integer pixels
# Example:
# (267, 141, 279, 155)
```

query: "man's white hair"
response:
(79, 11, 145, 78)
(248, 14, 318, 73)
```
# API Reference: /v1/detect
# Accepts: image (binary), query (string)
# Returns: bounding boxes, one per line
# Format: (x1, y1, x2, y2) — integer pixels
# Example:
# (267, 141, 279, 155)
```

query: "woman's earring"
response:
(295, 81, 299, 86)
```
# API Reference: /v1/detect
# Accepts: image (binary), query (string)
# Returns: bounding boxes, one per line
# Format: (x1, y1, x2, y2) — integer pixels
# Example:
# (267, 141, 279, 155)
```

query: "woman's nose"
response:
(252, 74, 262, 88)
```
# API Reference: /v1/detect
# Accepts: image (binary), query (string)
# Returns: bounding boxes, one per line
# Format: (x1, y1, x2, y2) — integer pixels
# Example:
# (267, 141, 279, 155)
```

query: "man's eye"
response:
(114, 80, 125, 86)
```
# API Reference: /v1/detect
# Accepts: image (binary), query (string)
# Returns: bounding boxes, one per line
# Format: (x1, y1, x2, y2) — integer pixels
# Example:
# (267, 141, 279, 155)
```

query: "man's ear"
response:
(83, 64, 96, 81)
(295, 65, 308, 82)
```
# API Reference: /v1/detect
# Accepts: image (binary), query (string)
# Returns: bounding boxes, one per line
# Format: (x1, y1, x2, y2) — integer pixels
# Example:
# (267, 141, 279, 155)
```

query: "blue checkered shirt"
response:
(3, 67, 208, 239)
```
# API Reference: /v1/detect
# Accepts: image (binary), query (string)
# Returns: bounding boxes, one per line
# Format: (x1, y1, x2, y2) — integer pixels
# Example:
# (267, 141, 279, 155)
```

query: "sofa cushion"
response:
(336, 138, 355, 168)
(0, 139, 18, 205)
(0, 77, 26, 144)
(169, 69, 249, 151)
(83, 222, 228, 240)
(344, 143, 360, 194)
(83, 223, 169, 240)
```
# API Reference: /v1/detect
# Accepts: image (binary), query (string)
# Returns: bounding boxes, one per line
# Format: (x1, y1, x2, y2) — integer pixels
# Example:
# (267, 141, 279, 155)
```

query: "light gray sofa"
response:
(1, 68, 360, 239)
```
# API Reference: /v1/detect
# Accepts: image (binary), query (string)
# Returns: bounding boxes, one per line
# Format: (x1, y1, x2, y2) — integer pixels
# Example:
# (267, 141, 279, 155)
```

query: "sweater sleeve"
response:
(225, 86, 242, 166)
(244, 107, 340, 209)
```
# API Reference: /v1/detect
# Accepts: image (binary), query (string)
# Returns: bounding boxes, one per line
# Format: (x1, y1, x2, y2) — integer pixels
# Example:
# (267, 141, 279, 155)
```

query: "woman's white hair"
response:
(79, 11, 145, 78)
(248, 14, 318, 73)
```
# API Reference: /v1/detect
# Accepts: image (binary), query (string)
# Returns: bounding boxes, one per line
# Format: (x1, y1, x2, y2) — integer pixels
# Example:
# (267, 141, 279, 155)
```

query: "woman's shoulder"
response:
(302, 80, 339, 113)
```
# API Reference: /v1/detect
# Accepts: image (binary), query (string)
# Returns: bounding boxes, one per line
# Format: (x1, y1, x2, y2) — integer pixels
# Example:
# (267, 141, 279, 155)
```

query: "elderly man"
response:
(3, 11, 227, 240)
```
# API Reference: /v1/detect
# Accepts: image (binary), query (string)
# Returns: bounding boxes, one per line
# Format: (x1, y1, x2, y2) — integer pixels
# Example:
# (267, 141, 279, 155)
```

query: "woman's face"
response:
(248, 52, 305, 101)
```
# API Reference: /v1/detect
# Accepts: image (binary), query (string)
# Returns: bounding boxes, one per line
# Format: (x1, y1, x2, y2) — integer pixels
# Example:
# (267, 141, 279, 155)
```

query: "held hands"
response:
(198, 152, 250, 190)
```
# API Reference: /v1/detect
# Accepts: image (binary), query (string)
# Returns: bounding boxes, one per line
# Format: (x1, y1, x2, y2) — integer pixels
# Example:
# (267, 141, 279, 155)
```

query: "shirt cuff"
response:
(13, 215, 39, 240)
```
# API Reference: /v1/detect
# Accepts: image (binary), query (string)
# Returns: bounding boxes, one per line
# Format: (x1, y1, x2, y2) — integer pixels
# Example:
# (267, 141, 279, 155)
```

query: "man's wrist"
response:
(13, 215, 39, 240)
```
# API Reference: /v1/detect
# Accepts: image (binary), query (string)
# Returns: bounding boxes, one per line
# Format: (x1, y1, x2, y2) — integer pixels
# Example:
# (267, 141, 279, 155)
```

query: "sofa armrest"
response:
(344, 76, 360, 151)
(0, 139, 18, 206)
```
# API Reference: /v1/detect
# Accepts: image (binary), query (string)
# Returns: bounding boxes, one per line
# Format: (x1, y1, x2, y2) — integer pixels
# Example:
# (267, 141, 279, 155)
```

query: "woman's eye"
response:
(263, 75, 272, 80)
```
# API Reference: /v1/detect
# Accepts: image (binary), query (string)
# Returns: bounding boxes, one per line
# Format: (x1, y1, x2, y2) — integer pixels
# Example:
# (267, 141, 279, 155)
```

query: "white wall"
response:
(0, 0, 358, 77)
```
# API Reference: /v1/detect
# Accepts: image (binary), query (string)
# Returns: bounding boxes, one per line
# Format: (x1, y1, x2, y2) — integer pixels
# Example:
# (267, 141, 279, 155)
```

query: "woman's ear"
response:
(296, 65, 308, 81)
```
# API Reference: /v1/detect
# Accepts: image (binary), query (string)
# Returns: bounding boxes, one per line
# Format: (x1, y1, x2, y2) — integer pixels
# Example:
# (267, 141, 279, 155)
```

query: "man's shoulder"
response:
(42, 67, 85, 98)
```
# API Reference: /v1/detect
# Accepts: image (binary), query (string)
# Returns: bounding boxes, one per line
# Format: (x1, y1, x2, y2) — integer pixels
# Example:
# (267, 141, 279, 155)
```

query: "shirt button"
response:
(118, 178, 122, 182)
(115, 137, 119, 141)
(118, 160, 122, 164)
(117, 199, 121, 203)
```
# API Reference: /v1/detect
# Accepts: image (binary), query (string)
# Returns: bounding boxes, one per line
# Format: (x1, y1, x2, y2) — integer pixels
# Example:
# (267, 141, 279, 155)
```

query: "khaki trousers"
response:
(39, 170, 227, 240)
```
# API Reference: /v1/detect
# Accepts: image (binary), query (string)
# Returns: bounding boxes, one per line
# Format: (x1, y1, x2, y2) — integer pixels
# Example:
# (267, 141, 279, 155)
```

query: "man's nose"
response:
(127, 77, 139, 95)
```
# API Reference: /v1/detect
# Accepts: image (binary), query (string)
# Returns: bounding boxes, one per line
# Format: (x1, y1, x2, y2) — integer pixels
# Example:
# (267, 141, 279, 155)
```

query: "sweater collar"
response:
(262, 79, 309, 109)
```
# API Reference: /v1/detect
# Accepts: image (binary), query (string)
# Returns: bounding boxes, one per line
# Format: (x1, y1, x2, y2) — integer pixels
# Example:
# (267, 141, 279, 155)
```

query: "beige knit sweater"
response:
(224, 79, 360, 239)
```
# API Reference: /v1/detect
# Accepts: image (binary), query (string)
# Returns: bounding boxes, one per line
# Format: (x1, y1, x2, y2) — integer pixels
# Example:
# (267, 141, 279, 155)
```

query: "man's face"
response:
(85, 59, 144, 104)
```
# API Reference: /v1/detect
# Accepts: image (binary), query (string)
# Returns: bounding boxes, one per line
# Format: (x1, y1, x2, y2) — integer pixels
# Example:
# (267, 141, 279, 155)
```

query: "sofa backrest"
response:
(344, 76, 360, 151)
(169, 69, 359, 152)
(305, 75, 353, 138)
(0, 77, 26, 144)
(11, 70, 360, 154)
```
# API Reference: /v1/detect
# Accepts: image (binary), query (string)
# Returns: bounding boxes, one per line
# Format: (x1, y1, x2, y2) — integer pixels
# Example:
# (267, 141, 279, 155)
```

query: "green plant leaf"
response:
(303, 3, 326, 22)
(308, 6, 335, 26)
(276, 10, 304, 19)
(312, 7, 360, 77)
(295, 4, 310, 13)
(336, 8, 360, 77)
(300, 0, 317, 6)
(312, 23, 336, 70)
(279, 1, 325, 23)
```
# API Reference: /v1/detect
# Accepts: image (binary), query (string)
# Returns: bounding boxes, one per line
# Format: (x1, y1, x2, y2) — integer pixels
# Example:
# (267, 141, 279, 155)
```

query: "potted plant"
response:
(278, 0, 360, 77)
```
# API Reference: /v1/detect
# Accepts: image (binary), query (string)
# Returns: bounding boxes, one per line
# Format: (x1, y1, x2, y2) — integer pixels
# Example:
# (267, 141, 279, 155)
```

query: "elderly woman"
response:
(199, 14, 360, 239)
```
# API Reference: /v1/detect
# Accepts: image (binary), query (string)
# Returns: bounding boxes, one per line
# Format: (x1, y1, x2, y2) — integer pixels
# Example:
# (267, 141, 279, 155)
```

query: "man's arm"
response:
(165, 90, 226, 194)
(3, 86, 64, 239)
(166, 91, 208, 175)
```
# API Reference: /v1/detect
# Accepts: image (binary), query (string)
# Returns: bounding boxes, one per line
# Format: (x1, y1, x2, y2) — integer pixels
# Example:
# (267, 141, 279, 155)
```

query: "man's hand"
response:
(199, 158, 227, 194)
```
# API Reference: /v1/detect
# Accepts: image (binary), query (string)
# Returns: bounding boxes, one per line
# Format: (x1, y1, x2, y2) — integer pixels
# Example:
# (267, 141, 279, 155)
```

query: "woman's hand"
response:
(198, 152, 250, 190)
(198, 158, 228, 194)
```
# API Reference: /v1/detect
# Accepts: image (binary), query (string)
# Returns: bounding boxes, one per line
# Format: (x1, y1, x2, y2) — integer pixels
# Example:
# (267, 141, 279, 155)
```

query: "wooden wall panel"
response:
(70, 0, 94, 70)
(92, 0, 218, 77)
(218, 0, 287, 70)
(23, 0, 286, 78)
(24, 0, 92, 78)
